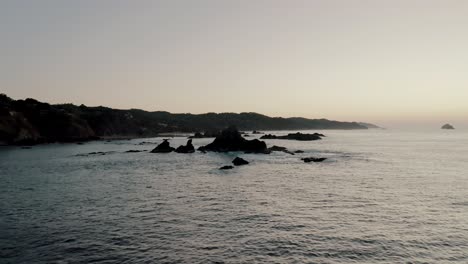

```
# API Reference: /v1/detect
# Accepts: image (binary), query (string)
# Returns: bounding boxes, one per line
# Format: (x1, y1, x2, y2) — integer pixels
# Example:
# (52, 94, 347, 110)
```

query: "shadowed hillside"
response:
(0, 94, 368, 145)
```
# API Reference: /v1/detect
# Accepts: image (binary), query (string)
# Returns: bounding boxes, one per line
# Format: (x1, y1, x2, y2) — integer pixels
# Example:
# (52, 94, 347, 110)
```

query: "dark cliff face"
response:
(0, 94, 369, 145)
(0, 95, 97, 145)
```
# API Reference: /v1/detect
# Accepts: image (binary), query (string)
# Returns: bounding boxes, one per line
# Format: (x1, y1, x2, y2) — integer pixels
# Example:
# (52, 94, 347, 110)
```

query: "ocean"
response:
(1, 129, 467, 263)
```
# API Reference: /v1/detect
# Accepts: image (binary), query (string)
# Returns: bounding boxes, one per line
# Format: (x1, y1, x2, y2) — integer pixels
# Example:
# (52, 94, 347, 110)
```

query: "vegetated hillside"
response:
(0, 94, 368, 145)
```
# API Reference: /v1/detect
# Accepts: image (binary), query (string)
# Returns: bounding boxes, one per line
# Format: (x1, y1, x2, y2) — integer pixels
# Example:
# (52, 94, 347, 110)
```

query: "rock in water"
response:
(441, 124, 455, 129)
(261, 132, 324, 141)
(125, 150, 145, 153)
(150, 139, 175, 153)
(175, 139, 195, 153)
(232, 157, 249, 166)
(301, 157, 327, 163)
(198, 126, 269, 153)
(268, 145, 295, 155)
(268, 145, 287, 151)
(219, 165, 234, 170)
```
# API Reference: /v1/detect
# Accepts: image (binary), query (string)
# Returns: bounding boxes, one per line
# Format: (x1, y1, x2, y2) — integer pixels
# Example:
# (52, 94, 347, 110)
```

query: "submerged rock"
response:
(150, 139, 175, 153)
(138, 141, 157, 145)
(75, 151, 116, 157)
(301, 157, 327, 163)
(219, 165, 234, 170)
(175, 139, 195, 153)
(125, 150, 145, 153)
(232, 157, 249, 166)
(261, 132, 324, 141)
(441, 124, 455, 129)
(268, 145, 295, 155)
(199, 126, 269, 153)
(294, 150, 304, 153)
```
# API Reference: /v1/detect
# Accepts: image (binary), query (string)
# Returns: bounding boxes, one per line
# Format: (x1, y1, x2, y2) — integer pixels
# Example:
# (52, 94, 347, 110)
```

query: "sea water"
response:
(1, 129, 467, 263)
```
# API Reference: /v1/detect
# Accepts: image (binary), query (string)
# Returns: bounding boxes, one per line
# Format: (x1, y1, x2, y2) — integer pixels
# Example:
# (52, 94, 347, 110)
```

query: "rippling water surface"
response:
(1, 129, 468, 263)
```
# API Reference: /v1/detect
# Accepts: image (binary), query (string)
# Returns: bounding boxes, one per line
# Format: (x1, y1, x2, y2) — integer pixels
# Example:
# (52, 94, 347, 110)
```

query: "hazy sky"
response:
(1, 0, 467, 128)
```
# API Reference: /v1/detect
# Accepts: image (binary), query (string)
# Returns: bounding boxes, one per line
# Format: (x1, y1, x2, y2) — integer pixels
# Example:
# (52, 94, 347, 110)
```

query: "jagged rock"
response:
(232, 157, 249, 166)
(441, 124, 455, 129)
(261, 132, 324, 141)
(301, 157, 327, 163)
(198, 126, 269, 153)
(150, 139, 175, 153)
(219, 165, 234, 170)
(175, 139, 195, 153)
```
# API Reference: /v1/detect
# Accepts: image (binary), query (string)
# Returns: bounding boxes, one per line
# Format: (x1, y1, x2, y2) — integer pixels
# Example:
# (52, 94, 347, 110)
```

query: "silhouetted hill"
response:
(0, 94, 369, 145)
(358, 122, 381, 129)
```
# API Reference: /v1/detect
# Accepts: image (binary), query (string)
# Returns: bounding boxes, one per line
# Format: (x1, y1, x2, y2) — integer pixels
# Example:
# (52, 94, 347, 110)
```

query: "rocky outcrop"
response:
(441, 124, 455, 129)
(175, 139, 195, 153)
(261, 132, 324, 141)
(232, 157, 249, 166)
(150, 139, 175, 153)
(219, 165, 234, 170)
(198, 126, 269, 153)
(301, 157, 327, 163)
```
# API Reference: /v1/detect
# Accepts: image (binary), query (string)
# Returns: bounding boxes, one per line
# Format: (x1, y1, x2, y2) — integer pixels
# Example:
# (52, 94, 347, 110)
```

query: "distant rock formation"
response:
(219, 165, 234, 170)
(232, 157, 249, 166)
(188, 130, 221, 139)
(301, 157, 327, 163)
(261, 132, 324, 141)
(198, 126, 269, 153)
(441, 124, 455, 130)
(175, 139, 195, 153)
(150, 139, 175, 153)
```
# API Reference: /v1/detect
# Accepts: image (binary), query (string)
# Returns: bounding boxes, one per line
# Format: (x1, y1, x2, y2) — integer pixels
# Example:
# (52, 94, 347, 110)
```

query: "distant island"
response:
(0, 94, 374, 145)
(441, 124, 455, 130)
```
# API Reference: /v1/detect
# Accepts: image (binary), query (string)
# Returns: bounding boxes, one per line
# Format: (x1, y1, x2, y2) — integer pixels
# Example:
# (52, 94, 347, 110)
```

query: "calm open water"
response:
(1, 129, 467, 263)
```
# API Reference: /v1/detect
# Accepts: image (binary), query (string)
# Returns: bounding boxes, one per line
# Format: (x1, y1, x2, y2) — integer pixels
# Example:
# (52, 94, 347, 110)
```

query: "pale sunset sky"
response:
(1, 0, 467, 128)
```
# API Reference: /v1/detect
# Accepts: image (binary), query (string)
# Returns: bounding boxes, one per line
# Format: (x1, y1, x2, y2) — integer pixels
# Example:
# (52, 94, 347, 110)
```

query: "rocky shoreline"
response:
(0, 94, 371, 146)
